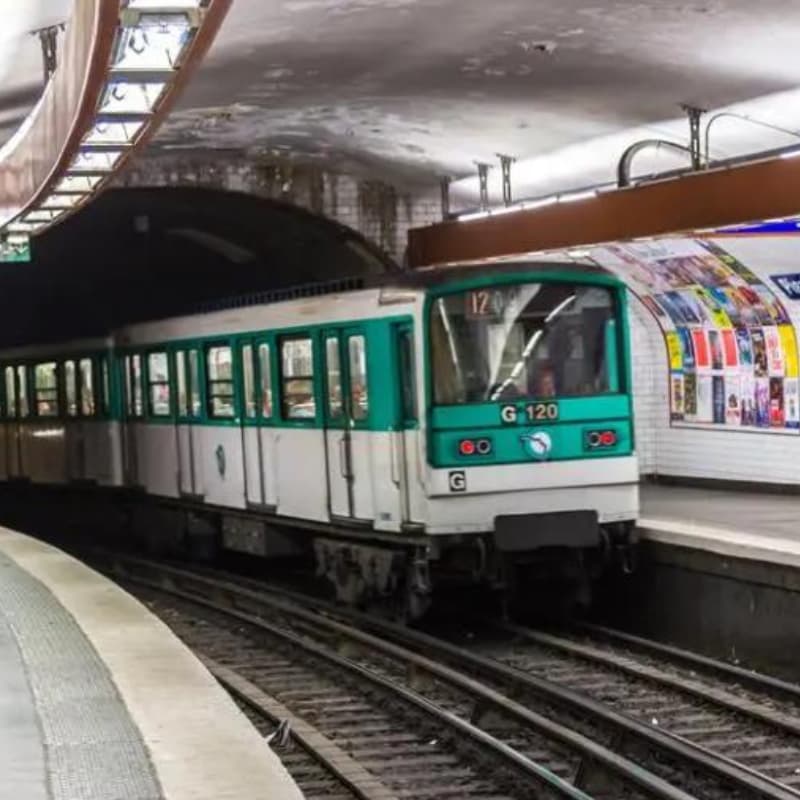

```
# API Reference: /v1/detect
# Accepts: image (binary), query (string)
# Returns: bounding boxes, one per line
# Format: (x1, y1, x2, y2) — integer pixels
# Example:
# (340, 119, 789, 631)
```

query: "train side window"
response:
(176, 350, 188, 417)
(127, 354, 144, 418)
(258, 343, 273, 419)
(79, 358, 96, 417)
(147, 352, 171, 417)
(207, 345, 235, 419)
(325, 336, 343, 420)
(398, 327, 417, 424)
(281, 336, 316, 420)
(17, 366, 29, 418)
(101, 357, 110, 416)
(64, 360, 78, 417)
(34, 362, 59, 418)
(188, 350, 201, 418)
(123, 356, 133, 417)
(348, 335, 369, 421)
(5, 366, 16, 418)
(241, 344, 256, 419)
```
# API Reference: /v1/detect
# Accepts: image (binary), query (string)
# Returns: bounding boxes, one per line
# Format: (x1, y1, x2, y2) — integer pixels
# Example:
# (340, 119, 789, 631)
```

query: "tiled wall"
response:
(628, 236, 800, 485)
(117, 154, 442, 265)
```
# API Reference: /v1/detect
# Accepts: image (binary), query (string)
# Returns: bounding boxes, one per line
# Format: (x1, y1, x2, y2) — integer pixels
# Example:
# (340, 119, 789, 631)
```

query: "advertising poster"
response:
(770, 378, 785, 428)
(779, 325, 799, 377)
(590, 238, 800, 434)
(751, 329, 768, 377)
(755, 378, 770, 428)
(741, 372, 756, 426)
(697, 376, 714, 423)
(725, 375, 742, 425)
(684, 372, 698, 418)
(736, 328, 753, 366)
(764, 327, 784, 375)
(721, 330, 738, 368)
(666, 332, 683, 371)
(712, 376, 725, 424)
(671, 374, 685, 419)
(708, 330, 724, 372)
(692, 329, 710, 370)
(677, 328, 695, 368)
(785, 379, 800, 429)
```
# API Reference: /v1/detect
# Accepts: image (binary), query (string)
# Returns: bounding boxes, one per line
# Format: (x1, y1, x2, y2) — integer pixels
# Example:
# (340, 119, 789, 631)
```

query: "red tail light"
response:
(459, 438, 492, 457)
(586, 430, 618, 450)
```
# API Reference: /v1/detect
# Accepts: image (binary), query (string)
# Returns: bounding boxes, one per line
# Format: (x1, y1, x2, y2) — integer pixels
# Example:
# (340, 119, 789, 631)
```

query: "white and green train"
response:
(0, 260, 638, 616)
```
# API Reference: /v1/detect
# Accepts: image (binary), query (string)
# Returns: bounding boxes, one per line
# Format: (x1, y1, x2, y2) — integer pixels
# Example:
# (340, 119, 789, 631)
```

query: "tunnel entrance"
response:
(0, 186, 396, 348)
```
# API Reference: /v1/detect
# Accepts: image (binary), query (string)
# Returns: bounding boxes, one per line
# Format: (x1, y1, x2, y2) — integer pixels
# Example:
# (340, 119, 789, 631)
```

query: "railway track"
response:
(463, 619, 800, 791)
(100, 553, 800, 800)
(104, 555, 698, 800)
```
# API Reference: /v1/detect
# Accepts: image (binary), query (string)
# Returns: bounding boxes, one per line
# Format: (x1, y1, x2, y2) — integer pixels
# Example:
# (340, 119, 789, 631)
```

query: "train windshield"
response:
(430, 282, 616, 405)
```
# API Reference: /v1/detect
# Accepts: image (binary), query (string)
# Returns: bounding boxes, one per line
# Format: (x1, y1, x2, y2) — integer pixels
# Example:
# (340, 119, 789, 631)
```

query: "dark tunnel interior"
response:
(0, 186, 395, 348)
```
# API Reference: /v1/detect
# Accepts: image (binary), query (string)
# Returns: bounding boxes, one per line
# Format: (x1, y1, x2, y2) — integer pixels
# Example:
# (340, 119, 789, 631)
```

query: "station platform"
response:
(0, 528, 303, 800)
(639, 482, 800, 568)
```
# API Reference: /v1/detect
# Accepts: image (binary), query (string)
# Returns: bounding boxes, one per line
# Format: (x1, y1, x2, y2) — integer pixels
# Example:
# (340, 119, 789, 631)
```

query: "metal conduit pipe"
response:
(617, 139, 695, 188)
(704, 112, 800, 166)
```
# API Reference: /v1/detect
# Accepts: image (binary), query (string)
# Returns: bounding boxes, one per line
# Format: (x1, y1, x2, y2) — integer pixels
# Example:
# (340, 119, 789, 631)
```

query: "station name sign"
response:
(771, 273, 800, 301)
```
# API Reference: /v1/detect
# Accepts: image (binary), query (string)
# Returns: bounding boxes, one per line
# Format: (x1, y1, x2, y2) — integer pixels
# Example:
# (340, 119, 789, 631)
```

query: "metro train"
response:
(0, 259, 638, 617)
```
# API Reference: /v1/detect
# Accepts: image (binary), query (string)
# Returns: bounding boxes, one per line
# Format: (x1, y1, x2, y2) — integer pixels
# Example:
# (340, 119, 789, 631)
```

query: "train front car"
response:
(420, 262, 639, 608)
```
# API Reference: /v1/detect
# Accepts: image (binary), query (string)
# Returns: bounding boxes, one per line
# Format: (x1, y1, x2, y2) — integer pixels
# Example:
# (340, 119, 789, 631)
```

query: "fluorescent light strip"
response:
(100, 80, 166, 114)
(41, 193, 86, 210)
(7, 223, 43, 234)
(113, 15, 194, 72)
(84, 119, 145, 145)
(70, 150, 125, 172)
(57, 175, 103, 192)
(0, 1, 211, 241)
(22, 209, 64, 224)
(126, 1, 202, 8)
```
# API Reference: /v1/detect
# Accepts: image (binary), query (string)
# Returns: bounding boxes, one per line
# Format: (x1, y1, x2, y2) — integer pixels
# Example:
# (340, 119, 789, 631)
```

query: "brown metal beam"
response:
(408, 155, 800, 267)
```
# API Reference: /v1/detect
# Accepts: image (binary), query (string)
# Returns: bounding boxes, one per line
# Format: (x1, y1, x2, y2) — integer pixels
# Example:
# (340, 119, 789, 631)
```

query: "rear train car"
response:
(0, 260, 638, 616)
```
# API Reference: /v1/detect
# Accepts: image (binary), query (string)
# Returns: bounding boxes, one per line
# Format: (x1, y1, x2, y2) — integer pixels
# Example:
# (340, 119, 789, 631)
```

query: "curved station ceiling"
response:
(4, 2, 800, 212)
(144, 0, 800, 208)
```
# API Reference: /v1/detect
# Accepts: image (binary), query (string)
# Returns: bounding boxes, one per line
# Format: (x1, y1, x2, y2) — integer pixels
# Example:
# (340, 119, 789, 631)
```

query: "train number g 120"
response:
(526, 402, 559, 422)
(500, 402, 559, 424)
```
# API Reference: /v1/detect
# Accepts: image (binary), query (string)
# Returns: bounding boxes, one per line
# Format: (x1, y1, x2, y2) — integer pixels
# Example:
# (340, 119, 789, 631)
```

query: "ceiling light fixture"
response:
(0, 0, 231, 256)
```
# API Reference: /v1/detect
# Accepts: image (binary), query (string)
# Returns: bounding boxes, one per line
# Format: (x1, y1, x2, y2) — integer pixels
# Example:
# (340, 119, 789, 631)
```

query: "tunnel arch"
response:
(0, 185, 397, 347)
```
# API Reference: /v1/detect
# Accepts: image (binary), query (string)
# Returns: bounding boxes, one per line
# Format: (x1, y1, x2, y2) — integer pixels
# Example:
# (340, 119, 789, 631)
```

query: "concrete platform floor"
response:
(0, 528, 304, 800)
(641, 484, 800, 541)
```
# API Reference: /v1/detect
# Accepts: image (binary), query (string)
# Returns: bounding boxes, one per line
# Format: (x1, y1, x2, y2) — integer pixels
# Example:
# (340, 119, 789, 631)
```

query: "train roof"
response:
(379, 258, 619, 291)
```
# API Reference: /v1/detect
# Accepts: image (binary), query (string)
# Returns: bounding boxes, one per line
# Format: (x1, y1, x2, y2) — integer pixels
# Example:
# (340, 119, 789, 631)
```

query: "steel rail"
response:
(120, 566, 595, 800)
(112, 555, 800, 800)
(577, 622, 800, 705)
(208, 657, 397, 800)
(104, 553, 706, 800)
(497, 621, 800, 739)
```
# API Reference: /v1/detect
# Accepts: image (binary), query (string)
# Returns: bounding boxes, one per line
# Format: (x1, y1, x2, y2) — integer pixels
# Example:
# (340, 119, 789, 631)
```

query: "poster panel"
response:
(591, 238, 800, 434)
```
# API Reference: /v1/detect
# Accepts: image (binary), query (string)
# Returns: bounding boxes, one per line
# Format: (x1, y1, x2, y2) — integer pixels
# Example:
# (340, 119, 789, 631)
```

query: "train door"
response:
(121, 354, 143, 487)
(238, 340, 263, 507)
(174, 347, 203, 497)
(394, 322, 422, 525)
(4, 365, 21, 478)
(0, 365, 8, 480)
(322, 327, 374, 522)
(238, 338, 278, 510)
